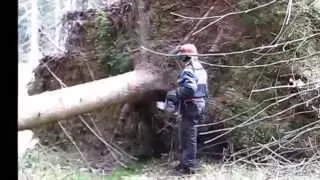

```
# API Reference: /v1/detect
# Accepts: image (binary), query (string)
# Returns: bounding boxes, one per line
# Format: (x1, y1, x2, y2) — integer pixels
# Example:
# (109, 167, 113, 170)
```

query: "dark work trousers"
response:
(179, 99, 205, 167)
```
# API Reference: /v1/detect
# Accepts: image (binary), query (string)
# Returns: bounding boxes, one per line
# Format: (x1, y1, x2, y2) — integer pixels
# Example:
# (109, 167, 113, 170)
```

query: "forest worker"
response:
(165, 43, 208, 174)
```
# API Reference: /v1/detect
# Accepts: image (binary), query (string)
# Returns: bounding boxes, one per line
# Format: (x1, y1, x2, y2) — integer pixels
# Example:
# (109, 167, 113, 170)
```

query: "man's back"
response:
(178, 59, 208, 100)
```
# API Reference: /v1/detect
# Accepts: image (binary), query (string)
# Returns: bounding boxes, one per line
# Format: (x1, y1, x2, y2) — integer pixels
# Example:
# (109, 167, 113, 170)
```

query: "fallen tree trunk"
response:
(18, 70, 161, 130)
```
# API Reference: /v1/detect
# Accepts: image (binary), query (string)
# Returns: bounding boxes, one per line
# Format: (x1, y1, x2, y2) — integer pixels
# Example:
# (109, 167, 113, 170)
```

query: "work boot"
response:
(174, 163, 185, 171)
(174, 163, 196, 174)
(182, 166, 196, 174)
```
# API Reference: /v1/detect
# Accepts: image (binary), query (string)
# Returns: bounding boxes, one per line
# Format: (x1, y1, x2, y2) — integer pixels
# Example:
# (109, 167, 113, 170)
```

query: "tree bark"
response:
(18, 70, 161, 130)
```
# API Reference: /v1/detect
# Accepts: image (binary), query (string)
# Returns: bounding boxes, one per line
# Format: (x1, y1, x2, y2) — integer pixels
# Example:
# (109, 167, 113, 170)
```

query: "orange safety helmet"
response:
(178, 44, 198, 55)
(174, 44, 198, 62)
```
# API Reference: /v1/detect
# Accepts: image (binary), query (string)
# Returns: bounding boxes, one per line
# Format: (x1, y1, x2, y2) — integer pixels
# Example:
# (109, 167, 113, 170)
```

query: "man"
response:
(166, 44, 208, 174)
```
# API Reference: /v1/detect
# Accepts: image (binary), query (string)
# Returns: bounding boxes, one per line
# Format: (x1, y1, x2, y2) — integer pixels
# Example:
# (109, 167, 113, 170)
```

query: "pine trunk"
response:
(18, 70, 160, 130)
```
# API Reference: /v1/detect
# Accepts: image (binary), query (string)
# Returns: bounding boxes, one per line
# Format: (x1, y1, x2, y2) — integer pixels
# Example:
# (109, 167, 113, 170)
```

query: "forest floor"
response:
(18, 144, 320, 180)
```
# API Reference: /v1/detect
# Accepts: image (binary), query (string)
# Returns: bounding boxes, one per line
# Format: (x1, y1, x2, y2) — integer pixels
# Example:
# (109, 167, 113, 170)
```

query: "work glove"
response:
(166, 89, 178, 103)
(165, 90, 178, 113)
(166, 100, 176, 113)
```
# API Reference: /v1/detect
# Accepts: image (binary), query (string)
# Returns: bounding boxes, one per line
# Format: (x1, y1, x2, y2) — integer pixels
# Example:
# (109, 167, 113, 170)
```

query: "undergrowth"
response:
(19, 145, 145, 180)
(19, 144, 320, 180)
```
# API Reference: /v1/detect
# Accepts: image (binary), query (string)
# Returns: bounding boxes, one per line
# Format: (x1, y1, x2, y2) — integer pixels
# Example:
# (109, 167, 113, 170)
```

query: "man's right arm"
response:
(175, 69, 197, 99)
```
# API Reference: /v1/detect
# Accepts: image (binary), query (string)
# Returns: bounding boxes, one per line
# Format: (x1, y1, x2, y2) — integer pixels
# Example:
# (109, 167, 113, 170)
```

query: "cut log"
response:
(18, 70, 161, 130)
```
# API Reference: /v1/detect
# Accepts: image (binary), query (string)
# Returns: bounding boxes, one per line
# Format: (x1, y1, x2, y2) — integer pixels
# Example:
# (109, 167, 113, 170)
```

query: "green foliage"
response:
(222, 97, 280, 150)
(238, 0, 286, 26)
(231, 124, 279, 149)
(19, 146, 150, 180)
(19, 147, 108, 180)
(107, 167, 138, 180)
(224, 0, 319, 143)
(288, 116, 314, 130)
(102, 54, 131, 75)
(251, 124, 279, 143)
(95, 12, 113, 48)
(94, 12, 132, 75)
(106, 160, 151, 180)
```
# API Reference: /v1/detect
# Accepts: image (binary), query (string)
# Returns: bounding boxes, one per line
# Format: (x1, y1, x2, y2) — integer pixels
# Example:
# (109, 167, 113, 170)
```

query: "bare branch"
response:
(83, 60, 96, 80)
(239, 94, 320, 130)
(202, 88, 320, 142)
(197, 102, 265, 127)
(274, 110, 317, 121)
(182, 6, 214, 43)
(251, 80, 320, 93)
(199, 85, 318, 129)
(43, 65, 92, 168)
(86, 113, 102, 137)
(191, 0, 277, 35)
(170, 0, 276, 20)
(43, 63, 137, 167)
(140, 33, 320, 57)
(79, 116, 129, 168)
(257, 143, 292, 164)
(199, 52, 320, 68)
(39, 29, 66, 53)
(250, 0, 296, 66)
(201, 91, 299, 136)
(283, 119, 320, 137)
(230, 143, 271, 166)
(57, 121, 91, 168)
(284, 125, 320, 146)
(253, 46, 296, 56)
(286, 0, 293, 25)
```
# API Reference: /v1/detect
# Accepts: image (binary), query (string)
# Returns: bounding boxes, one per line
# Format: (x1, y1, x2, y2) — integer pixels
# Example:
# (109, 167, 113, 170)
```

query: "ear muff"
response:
(182, 55, 191, 62)
(176, 54, 191, 62)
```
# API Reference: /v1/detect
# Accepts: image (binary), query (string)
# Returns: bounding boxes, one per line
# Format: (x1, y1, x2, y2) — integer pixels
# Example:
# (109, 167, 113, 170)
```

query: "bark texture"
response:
(19, 70, 161, 130)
